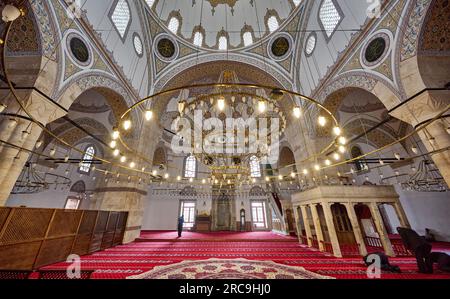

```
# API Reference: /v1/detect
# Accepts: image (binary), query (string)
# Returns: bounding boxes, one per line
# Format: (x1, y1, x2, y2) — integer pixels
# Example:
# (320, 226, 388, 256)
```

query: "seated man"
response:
(363, 252, 401, 273)
(426, 252, 450, 273)
(397, 227, 433, 273)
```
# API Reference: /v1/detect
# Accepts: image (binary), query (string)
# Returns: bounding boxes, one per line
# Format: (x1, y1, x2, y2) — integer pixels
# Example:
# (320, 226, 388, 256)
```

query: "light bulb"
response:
(64, 155, 69, 163)
(35, 140, 43, 148)
(2, 5, 21, 22)
(411, 146, 418, 155)
(278, 175, 283, 180)
(333, 127, 341, 136)
(129, 161, 136, 168)
(110, 140, 117, 149)
(202, 179, 206, 184)
(379, 159, 385, 165)
(189, 178, 194, 183)
(290, 172, 296, 178)
(145, 110, 153, 121)
(49, 148, 56, 157)
(258, 100, 267, 113)
(217, 97, 225, 111)
(164, 173, 169, 179)
(338, 146, 346, 154)
(252, 178, 257, 183)
(120, 155, 127, 163)
(324, 159, 331, 166)
(293, 106, 302, 119)
(123, 120, 131, 130)
(318, 116, 327, 127)
(394, 153, 401, 160)
(303, 169, 308, 175)
(152, 170, 158, 176)
(177, 176, 181, 181)
(338, 136, 347, 145)
(112, 128, 120, 140)
(333, 153, 341, 161)
(0, 103, 7, 113)
(265, 177, 270, 182)
(113, 149, 120, 157)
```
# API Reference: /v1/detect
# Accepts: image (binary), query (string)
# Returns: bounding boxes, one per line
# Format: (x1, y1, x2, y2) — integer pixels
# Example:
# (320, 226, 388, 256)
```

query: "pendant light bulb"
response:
(145, 110, 153, 121)
(293, 106, 302, 119)
(258, 100, 267, 113)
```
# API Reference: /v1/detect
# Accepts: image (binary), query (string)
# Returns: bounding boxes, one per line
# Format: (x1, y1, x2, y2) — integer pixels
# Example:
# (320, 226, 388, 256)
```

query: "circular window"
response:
(133, 34, 143, 57)
(268, 33, 293, 61)
(70, 37, 89, 63)
(362, 32, 391, 67)
(271, 37, 290, 57)
(157, 38, 176, 58)
(365, 37, 386, 63)
(305, 33, 317, 56)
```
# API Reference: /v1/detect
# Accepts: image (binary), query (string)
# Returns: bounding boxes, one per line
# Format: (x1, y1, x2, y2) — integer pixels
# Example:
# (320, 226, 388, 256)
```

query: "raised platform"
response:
(136, 231, 298, 242)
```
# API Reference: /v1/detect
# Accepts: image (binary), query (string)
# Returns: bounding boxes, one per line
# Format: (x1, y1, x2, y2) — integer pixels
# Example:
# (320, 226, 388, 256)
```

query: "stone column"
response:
(300, 205, 312, 247)
(392, 202, 410, 229)
(310, 204, 325, 251)
(0, 91, 66, 205)
(321, 202, 342, 258)
(344, 202, 368, 256)
(369, 202, 395, 257)
(390, 91, 450, 186)
(292, 206, 303, 244)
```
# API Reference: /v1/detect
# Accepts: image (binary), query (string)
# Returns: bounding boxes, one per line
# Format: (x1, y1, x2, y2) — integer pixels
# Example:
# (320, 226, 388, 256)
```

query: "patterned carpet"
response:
(40, 232, 450, 279)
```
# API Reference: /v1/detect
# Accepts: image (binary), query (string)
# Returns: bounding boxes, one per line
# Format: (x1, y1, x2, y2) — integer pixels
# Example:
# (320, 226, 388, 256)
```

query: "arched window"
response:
(193, 31, 203, 47)
(250, 156, 261, 178)
(319, 0, 343, 39)
(79, 146, 95, 174)
(305, 33, 317, 56)
(351, 146, 368, 172)
(267, 16, 279, 33)
(218, 36, 228, 50)
(133, 33, 143, 56)
(145, 0, 155, 8)
(110, 0, 131, 39)
(168, 17, 180, 34)
(184, 155, 197, 178)
(243, 31, 253, 46)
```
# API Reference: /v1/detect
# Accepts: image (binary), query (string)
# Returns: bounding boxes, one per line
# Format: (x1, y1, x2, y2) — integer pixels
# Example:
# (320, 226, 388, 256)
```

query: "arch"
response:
(316, 73, 402, 110)
(152, 59, 293, 115)
(279, 146, 296, 168)
(70, 180, 86, 193)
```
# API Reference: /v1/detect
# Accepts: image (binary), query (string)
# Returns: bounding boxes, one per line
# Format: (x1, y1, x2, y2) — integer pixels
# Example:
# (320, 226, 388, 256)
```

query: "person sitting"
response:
(426, 252, 450, 273)
(363, 252, 401, 273)
(425, 228, 436, 243)
(397, 227, 433, 273)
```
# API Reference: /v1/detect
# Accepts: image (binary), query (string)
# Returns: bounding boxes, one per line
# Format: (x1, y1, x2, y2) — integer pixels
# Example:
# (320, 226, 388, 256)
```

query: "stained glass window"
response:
(184, 155, 197, 178)
(168, 17, 180, 34)
(250, 156, 261, 178)
(133, 34, 143, 55)
(193, 31, 203, 47)
(218, 36, 228, 50)
(79, 146, 95, 173)
(267, 16, 279, 33)
(243, 31, 253, 46)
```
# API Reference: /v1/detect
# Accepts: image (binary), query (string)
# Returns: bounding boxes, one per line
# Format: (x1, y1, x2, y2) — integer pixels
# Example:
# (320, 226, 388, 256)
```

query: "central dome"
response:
(145, 0, 302, 50)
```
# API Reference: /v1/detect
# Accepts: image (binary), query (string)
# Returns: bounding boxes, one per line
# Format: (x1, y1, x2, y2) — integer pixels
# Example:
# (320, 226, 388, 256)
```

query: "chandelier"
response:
(12, 162, 72, 194)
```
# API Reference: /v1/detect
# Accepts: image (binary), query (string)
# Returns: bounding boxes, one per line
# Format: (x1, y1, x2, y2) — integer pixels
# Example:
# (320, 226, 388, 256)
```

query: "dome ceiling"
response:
(145, 0, 302, 50)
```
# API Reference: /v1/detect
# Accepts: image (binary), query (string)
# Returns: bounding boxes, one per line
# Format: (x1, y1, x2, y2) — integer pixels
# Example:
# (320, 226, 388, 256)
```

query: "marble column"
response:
(393, 202, 410, 229)
(292, 206, 303, 244)
(310, 204, 325, 251)
(321, 202, 342, 258)
(369, 202, 395, 257)
(344, 202, 368, 256)
(300, 205, 312, 247)
(390, 90, 450, 186)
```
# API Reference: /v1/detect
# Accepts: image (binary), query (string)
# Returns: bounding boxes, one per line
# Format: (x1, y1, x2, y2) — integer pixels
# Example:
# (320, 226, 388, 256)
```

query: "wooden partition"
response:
(0, 207, 128, 271)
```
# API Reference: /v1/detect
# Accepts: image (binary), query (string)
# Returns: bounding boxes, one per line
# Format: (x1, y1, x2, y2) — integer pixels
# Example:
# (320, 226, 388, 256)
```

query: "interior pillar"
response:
(300, 205, 312, 247)
(344, 202, 368, 256)
(321, 202, 342, 258)
(390, 90, 450, 186)
(369, 202, 395, 257)
(292, 206, 303, 244)
(310, 204, 325, 251)
(393, 202, 410, 229)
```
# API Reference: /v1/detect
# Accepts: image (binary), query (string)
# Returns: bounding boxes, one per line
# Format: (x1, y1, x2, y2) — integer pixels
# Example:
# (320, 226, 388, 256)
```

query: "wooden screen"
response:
(0, 207, 128, 271)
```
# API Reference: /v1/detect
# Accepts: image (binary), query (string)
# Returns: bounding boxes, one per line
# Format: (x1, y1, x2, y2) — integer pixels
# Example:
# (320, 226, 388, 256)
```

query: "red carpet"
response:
(39, 231, 450, 280)
(137, 231, 297, 242)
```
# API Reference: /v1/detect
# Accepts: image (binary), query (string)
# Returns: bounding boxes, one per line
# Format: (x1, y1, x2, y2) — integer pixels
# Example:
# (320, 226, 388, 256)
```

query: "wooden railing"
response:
(390, 239, 412, 256)
(0, 207, 128, 271)
(309, 235, 319, 249)
(300, 235, 308, 245)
